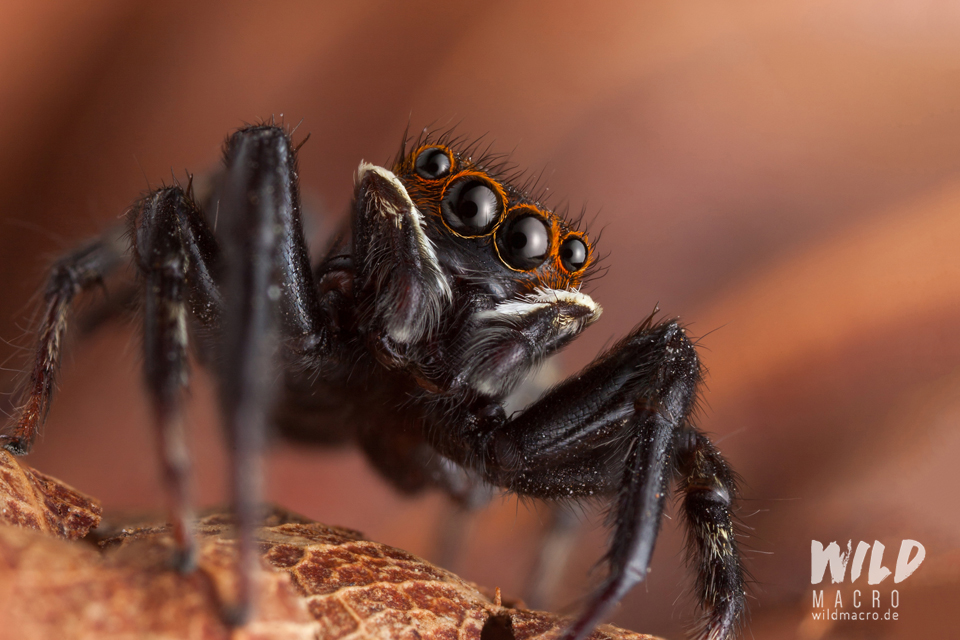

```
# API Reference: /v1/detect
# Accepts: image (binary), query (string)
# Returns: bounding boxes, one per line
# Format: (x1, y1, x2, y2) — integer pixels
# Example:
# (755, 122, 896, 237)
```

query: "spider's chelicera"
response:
(2, 125, 745, 640)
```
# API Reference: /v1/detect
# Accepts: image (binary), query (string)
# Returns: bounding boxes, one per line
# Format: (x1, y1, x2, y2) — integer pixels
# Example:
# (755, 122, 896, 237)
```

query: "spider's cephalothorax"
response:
(2, 124, 746, 640)
(346, 139, 601, 403)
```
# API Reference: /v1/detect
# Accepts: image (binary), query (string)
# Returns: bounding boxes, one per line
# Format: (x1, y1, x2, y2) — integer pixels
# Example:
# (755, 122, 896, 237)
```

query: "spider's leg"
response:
(130, 185, 222, 569)
(562, 388, 681, 640)
(1, 230, 126, 454)
(439, 318, 743, 640)
(524, 505, 581, 610)
(676, 426, 745, 640)
(215, 124, 328, 622)
(355, 419, 494, 570)
(429, 457, 495, 570)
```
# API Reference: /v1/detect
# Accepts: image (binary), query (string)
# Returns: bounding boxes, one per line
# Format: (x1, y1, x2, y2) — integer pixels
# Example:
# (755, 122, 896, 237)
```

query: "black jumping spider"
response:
(2, 124, 745, 640)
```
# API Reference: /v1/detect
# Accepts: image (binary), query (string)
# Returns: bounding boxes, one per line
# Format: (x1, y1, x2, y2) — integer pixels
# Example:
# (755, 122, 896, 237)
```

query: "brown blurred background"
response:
(1, 2, 959, 639)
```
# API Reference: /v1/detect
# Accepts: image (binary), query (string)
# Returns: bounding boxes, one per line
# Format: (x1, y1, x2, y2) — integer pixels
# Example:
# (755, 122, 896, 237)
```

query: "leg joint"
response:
(684, 482, 732, 507)
(659, 321, 699, 373)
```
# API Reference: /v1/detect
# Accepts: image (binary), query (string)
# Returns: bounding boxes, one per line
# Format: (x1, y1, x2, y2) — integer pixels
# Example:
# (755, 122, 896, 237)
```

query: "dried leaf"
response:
(0, 449, 101, 539)
(0, 453, 660, 640)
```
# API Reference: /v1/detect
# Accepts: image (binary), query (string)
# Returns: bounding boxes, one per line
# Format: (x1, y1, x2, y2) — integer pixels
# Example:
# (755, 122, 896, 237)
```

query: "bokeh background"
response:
(1, 2, 959, 639)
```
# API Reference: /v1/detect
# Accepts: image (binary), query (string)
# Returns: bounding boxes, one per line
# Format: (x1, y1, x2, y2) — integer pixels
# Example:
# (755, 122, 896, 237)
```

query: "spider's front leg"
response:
(131, 124, 333, 615)
(445, 315, 744, 640)
(213, 125, 332, 620)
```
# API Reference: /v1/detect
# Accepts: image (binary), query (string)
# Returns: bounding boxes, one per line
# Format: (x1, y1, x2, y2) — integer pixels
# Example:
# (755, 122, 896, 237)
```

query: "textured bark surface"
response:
(0, 451, 661, 640)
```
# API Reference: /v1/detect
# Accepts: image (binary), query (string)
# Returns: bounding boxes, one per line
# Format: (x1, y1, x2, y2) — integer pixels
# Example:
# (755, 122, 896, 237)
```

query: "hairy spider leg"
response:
(1, 231, 127, 454)
(576, 322, 704, 640)
(213, 125, 328, 622)
(3, 123, 335, 622)
(130, 186, 222, 570)
(523, 506, 582, 611)
(436, 318, 744, 640)
(676, 427, 744, 640)
(126, 125, 334, 621)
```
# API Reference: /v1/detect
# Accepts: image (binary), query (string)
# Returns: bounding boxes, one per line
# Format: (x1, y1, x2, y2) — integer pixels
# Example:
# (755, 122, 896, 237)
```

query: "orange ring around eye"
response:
(438, 171, 509, 238)
(556, 230, 592, 275)
(412, 145, 455, 181)
(493, 205, 559, 273)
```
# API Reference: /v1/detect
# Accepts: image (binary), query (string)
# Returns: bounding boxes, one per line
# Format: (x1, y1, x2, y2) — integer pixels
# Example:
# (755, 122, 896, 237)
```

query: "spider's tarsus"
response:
(169, 542, 198, 574)
(0, 434, 28, 456)
(220, 600, 253, 628)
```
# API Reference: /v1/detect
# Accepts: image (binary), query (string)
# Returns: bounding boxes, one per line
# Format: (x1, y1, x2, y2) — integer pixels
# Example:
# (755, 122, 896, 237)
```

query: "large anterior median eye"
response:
(414, 147, 452, 179)
(559, 235, 588, 272)
(496, 213, 551, 270)
(441, 178, 503, 236)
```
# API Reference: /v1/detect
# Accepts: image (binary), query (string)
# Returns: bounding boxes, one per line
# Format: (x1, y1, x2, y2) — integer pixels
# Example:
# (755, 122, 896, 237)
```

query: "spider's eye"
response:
(442, 179, 503, 236)
(559, 236, 588, 272)
(414, 147, 452, 179)
(497, 214, 551, 270)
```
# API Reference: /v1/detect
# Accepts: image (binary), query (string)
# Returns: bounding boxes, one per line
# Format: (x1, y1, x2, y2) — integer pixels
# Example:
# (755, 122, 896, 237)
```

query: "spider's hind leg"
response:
(1, 229, 127, 455)
(676, 426, 745, 639)
(524, 505, 581, 610)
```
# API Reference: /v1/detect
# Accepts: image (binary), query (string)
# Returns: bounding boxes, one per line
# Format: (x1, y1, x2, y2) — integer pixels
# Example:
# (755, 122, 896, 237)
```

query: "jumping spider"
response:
(2, 124, 745, 640)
